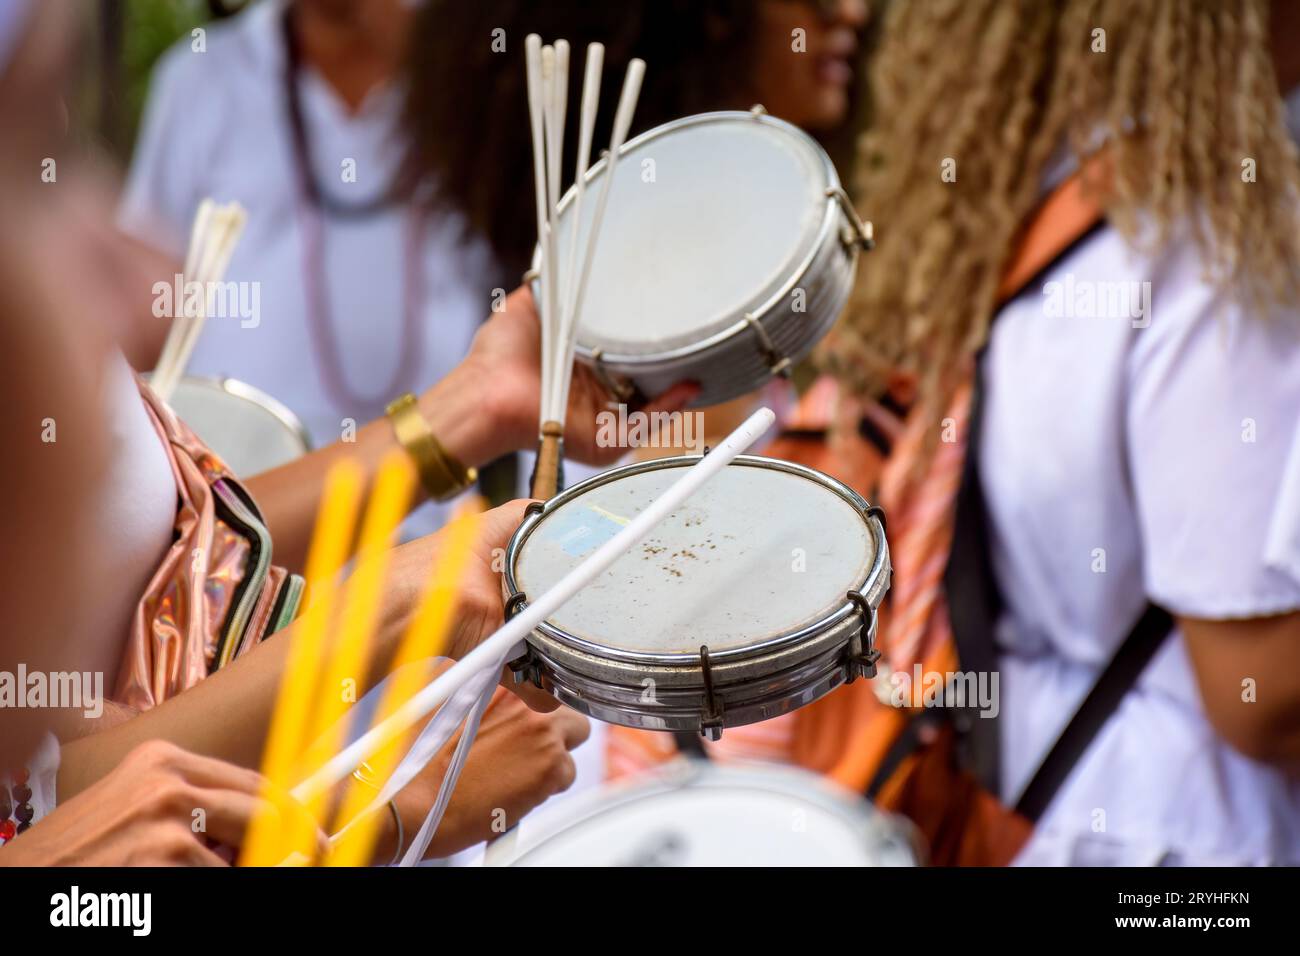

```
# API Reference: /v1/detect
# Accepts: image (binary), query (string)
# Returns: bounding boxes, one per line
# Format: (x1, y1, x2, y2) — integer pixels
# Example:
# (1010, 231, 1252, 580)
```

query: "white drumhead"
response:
(486, 764, 916, 867)
(515, 461, 872, 655)
(556, 114, 832, 356)
(166, 377, 310, 477)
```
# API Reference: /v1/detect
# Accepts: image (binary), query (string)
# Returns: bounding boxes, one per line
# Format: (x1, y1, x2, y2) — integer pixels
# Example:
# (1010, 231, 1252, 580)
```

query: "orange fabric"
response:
(606, 167, 1107, 787)
(873, 721, 1033, 866)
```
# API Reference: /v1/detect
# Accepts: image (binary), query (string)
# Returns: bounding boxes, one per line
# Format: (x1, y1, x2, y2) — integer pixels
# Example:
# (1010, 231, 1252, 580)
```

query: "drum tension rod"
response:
(743, 314, 792, 379)
(844, 591, 882, 683)
(505, 592, 528, 618)
(864, 503, 887, 534)
(698, 644, 726, 742)
(826, 186, 875, 253)
(590, 348, 637, 403)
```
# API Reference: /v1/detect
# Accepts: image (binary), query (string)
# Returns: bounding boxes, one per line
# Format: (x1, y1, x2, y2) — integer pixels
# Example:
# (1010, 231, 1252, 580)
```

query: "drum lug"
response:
(698, 644, 726, 741)
(508, 653, 543, 689)
(864, 503, 887, 534)
(742, 314, 792, 379)
(844, 590, 881, 682)
(504, 591, 545, 688)
(589, 348, 638, 403)
(826, 186, 874, 254)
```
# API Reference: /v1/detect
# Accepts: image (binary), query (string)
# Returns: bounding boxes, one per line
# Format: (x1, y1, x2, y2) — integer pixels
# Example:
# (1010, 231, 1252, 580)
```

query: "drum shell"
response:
(531, 110, 870, 410)
(503, 454, 891, 736)
(524, 610, 876, 732)
(160, 375, 312, 476)
(577, 220, 857, 409)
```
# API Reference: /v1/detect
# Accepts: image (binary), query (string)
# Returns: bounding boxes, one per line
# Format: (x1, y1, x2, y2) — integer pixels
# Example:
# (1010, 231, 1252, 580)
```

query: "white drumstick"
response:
(540, 43, 566, 428)
(153, 202, 247, 402)
(539, 44, 561, 432)
(548, 42, 604, 423)
(293, 406, 777, 804)
(165, 205, 247, 399)
(158, 205, 248, 400)
(158, 202, 232, 398)
(524, 36, 553, 428)
(154, 198, 214, 393)
(556, 58, 645, 416)
(542, 40, 570, 423)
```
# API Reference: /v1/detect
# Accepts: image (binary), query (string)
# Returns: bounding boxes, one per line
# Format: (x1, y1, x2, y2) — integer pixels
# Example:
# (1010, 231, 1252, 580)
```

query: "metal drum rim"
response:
(166, 373, 315, 452)
(484, 761, 918, 867)
(503, 453, 891, 669)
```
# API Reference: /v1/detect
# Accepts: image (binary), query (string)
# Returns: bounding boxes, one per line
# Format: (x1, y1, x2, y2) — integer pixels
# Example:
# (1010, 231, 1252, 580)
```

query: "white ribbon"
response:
(397, 655, 502, 865)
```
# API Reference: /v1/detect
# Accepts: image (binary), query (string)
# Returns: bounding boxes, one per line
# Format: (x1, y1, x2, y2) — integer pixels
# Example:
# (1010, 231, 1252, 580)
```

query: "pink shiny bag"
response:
(114, 379, 303, 711)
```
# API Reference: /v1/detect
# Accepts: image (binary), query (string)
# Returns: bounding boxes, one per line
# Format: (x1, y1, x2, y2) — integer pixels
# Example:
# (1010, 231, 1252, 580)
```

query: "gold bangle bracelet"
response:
(385, 392, 477, 502)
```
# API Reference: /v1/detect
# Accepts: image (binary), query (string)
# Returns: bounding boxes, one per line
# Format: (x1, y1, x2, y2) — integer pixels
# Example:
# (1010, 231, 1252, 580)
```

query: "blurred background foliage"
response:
(90, 0, 249, 159)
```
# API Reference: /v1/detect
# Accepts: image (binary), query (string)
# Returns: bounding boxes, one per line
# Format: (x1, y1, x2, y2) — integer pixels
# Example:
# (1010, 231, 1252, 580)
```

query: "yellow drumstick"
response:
(326, 500, 485, 866)
(298, 452, 415, 843)
(242, 459, 364, 867)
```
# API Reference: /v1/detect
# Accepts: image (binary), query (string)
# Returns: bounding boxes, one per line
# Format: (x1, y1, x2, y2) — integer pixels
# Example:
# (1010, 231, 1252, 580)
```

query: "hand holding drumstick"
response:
(458, 286, 699, 467)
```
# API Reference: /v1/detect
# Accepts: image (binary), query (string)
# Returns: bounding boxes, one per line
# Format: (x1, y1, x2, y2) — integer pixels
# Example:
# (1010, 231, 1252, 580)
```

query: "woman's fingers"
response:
(472, 499, 531, 557)
(162, 746, 328, 858)
(637, 380, 701, 417)
(169, 836, 231, 868)
(499, 663, 563, 713)
(550, 708, 591, 749)
(165, 745, 268, 796)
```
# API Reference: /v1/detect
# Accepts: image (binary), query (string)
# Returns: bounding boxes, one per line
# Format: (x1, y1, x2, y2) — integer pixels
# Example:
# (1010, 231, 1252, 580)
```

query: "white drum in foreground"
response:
(163, 375, 312, 477)
(535, 108, 872, 408)
(485, 762, 918, 867)
(503, 454, 890, 739)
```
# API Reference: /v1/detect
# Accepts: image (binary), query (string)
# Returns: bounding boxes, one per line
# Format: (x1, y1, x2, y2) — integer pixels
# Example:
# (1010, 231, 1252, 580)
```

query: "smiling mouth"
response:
(816, 54, 854, 87)
(815, 27, 859, 87)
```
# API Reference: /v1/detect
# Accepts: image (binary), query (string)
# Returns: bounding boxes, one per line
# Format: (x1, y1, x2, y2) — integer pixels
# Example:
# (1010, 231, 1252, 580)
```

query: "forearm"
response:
(57, 642, 286, 801)
(56, 608, 408, 802)
(246, 357, 522, 574)
(1182, 611, 1300, 767)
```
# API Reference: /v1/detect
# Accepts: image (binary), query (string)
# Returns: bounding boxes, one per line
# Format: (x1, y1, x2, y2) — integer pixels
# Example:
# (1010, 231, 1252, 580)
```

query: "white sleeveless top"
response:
(84, 355, 177, 688)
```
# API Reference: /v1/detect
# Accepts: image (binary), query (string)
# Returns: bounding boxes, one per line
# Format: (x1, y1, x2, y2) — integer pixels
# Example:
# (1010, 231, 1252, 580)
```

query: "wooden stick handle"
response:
(530, 420, 565, 499)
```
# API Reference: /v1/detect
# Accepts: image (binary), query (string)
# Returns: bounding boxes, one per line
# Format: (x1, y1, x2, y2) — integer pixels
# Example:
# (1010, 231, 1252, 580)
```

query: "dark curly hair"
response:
(402, 0, 765, 282)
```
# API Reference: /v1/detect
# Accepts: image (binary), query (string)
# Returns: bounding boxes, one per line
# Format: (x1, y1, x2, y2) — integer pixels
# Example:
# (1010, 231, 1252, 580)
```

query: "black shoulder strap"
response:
(1012, 603, 1172, 820)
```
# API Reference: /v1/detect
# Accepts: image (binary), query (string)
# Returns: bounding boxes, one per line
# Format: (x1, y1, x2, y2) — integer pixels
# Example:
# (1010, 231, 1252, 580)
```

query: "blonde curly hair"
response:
(822, 0, 1300, 408)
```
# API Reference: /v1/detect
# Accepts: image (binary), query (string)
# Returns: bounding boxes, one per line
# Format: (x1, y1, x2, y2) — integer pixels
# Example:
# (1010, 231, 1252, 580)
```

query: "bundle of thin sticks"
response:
(150, 199, 247, 402)
(526, 35, 645, 499)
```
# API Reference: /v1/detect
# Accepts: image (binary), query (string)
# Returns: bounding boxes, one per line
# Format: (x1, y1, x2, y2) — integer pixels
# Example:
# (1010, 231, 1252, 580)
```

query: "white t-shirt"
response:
(982, 115, 1300, 863)
(119, 0, 498, 534)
